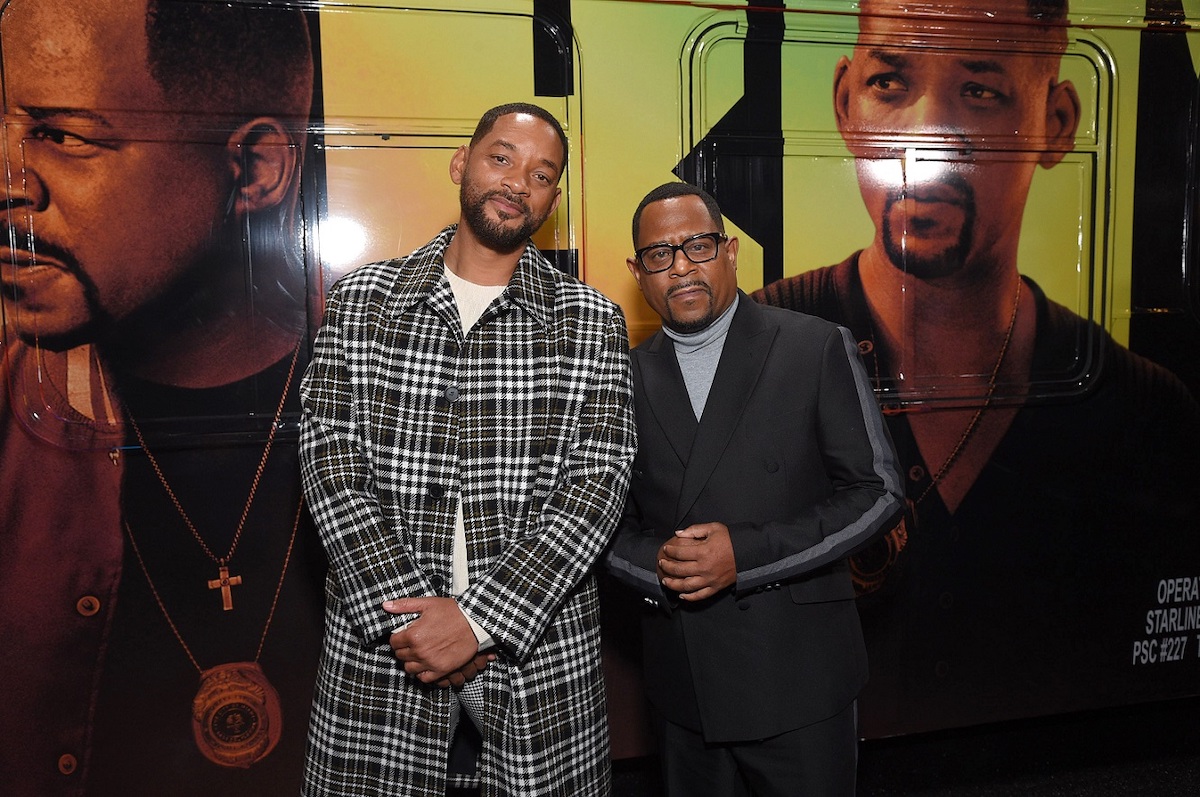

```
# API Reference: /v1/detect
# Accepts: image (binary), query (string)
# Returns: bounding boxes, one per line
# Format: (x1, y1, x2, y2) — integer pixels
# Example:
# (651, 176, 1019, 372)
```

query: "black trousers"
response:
(658, 700, 858, 797)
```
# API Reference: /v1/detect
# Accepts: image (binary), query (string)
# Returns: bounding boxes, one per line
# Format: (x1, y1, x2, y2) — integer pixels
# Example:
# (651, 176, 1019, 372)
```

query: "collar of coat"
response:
(385, 224, 557, 330)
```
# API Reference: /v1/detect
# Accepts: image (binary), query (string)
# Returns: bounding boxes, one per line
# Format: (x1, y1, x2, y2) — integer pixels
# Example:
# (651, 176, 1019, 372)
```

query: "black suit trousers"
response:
(657, 700, 858, 797)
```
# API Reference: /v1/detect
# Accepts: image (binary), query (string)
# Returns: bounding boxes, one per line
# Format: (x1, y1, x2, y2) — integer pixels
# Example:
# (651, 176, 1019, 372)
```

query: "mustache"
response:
(666, 279, 711, 300)
(483, 189, 530, 217)
(0, 220, 107, 336)
(887, 172, 975, 212)
(0, 221, 81, 273)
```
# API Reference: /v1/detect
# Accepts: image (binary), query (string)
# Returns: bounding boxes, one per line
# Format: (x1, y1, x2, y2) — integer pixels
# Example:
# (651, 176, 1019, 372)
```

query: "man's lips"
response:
(0, 244, 68, 267)
(489, 194, 526, 217)
(900, 182, 968, 208)
(0, 247, 67, 289)
(667, 282, 711, 302)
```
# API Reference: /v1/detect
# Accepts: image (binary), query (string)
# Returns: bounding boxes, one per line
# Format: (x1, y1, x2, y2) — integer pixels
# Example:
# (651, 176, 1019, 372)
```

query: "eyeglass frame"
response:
(633, 232, 729, 274)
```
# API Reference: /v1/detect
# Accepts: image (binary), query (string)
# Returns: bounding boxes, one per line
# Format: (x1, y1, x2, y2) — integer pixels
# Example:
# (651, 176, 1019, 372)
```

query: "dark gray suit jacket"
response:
(607, 294, 903, 743)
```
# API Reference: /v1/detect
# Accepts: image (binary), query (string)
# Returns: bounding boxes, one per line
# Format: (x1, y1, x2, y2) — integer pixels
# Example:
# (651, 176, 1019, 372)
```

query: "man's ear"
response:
(449, 144, 469, 186)
(833, 55, 875, 159)
(626, 256, 644, 290)
(833, 55, 855, 142)
(1039, 79, 1080, 169)
(226, 117, 299, 215)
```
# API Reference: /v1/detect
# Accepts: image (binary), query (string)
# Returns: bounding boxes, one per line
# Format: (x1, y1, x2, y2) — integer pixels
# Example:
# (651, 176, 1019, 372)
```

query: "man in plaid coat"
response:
(299, 103, 636, 796)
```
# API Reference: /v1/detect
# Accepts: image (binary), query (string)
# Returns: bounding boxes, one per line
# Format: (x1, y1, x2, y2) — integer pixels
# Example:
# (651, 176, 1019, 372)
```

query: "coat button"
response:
(76, 596, 101, 617)
(429, 574, 445, 593)
(737, 600, 750, 611)
(58, 754, 77, 775)
(444, 385, 460, 402)
(429, 484, 445, 499)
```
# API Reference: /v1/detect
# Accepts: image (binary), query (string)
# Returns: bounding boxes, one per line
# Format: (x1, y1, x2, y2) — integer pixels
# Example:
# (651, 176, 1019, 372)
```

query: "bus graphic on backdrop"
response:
(2, 1, 1197, 793)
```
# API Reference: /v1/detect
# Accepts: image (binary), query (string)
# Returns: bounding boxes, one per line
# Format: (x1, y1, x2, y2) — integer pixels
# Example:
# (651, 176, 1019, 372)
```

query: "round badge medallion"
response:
(192, 662, 283, 768)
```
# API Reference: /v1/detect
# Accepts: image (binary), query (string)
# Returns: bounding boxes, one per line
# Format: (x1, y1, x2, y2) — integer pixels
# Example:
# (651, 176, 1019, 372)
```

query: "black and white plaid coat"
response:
(298, 226, 636, 796)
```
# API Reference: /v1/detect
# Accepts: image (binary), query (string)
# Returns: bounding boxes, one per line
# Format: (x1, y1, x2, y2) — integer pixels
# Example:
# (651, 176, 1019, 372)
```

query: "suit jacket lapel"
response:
(675, 297, 775, 526)
(637, 330, 697, 467)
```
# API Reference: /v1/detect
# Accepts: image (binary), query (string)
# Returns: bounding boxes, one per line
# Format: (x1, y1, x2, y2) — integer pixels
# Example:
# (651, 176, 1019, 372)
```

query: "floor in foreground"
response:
(612, 695, 1200, 796)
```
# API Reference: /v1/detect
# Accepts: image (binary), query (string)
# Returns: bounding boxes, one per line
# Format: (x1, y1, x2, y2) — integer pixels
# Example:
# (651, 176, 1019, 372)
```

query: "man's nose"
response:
(903, 96, 974, 156)
(502, 172, 529, 197)
(2, 125, 48, 212)
(667, 249, 698, 276)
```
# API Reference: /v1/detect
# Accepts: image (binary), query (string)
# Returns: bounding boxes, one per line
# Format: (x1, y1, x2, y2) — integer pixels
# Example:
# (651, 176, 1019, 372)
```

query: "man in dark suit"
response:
(606, 181, 903, 796)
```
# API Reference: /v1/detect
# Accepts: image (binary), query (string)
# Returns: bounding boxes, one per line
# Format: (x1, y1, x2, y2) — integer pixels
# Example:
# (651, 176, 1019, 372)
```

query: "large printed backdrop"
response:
(2, 2, 1199, 794)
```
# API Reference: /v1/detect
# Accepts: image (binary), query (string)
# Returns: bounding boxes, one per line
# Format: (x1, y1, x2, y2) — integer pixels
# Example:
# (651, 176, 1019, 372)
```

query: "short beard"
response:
(19, 323, 99, 353)
(666, 311, 716, 334)
(1, 229, 110, 352)
(664, 281, 715, 333)
(881, 179, 976, 281)
(460, 182, 545, 253)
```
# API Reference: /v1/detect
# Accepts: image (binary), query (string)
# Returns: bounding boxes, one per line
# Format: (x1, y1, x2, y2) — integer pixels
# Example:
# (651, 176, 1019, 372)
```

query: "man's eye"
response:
(962, 83, 1003, 101)
(867, 73, 907, 93)
(647, 248, 671, 263)
(29, 126, 95, 151)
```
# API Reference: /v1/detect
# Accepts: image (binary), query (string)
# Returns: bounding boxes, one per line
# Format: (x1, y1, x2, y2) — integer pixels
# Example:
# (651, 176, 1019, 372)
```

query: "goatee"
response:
(460, 186, 544, 252)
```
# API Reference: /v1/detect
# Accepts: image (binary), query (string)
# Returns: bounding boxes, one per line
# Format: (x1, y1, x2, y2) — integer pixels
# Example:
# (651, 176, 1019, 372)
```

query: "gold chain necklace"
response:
(127, 344, 301, 611)
(912, 277, 1021, 505)
(852, 278, 1021, 595)
(123, 500, 302, 768)
(121, 343, 304, 768)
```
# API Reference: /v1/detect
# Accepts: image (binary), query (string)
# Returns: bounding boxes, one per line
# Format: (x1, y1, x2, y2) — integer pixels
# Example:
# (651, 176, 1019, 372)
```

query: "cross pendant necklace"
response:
(126, 344, 300, 611)
(207, 565, 244, 611)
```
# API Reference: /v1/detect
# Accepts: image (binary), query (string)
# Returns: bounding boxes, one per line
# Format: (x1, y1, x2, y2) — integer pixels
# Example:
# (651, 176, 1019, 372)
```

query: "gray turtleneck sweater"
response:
(662, 294, 739, 421)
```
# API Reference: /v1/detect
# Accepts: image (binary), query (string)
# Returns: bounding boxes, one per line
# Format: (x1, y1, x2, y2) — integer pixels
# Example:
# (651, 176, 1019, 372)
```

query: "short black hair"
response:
(470, 102, 569, 180)
(631, 182, 724, 246)
(145, 0, 313, 124)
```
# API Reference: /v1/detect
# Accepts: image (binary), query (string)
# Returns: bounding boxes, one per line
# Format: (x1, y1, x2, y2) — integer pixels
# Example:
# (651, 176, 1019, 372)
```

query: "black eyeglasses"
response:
(634, 232, 727, 274)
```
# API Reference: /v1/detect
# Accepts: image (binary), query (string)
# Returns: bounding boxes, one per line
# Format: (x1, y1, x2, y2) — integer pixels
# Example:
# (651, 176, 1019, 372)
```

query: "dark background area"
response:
(612, 695, 1200, 795)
